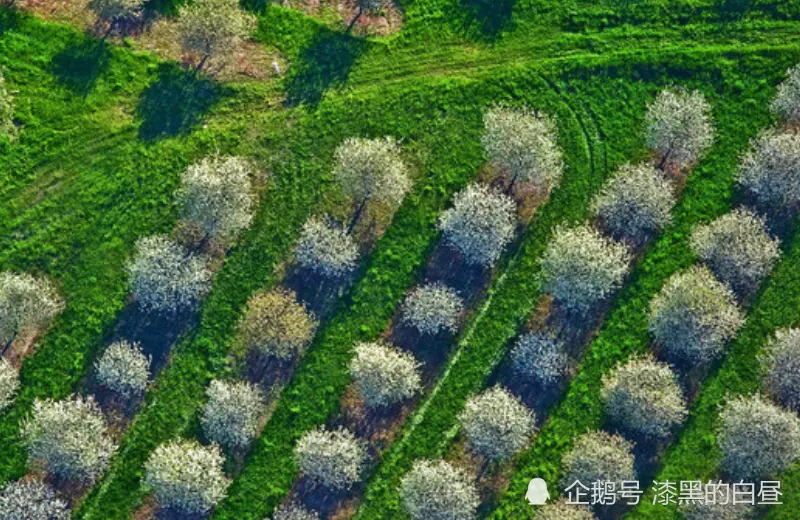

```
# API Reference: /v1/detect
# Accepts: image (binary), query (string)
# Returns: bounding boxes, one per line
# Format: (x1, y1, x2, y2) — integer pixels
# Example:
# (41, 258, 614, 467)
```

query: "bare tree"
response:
(87, 0, 146, 37)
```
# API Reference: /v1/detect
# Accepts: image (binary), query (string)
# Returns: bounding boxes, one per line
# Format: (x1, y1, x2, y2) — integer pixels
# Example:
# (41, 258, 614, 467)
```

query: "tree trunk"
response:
(348, 197, 368, 234)
(657, 145, 673, 171)
(347, 6, 363, 33)
(194, 54, 210, 75)
(1, 330, 18, 357)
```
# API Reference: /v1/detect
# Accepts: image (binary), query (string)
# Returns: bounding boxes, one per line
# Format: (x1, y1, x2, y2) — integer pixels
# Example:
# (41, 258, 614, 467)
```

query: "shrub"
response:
(350, 342, 421, 408)
(645, 87, 714, 169)
(438, 183, 517, 267)
(295, 216, 359, 278)
(144, 439, 230, 514)
(21, 395, 116, 483)
(459, 386, 536, 461)
(764, 328, 800, 411)
(127, 235, 211, 315)
(481, 106, 564, 191)
(400, 459, 479, 520)
(0, 272, 64, 349)
(0, 480, 69, 520)
(510, 332, 568, 385)
(400, 283, 464, 335)
(560, 430, 635, 488)
(737, 130, 800, 214)
(719, 393, 800, 480)
(690, 208, 780, 294)
(601, 355, 687, 440)
(649, 265, 744, 364)
(0, 359, 19, 412)
(94, 340, 150, 398)
(295, 427, 366, 490)
(202, 379, 265, 449)
(176, 0, 256, 69)
(539, 225, 631, 312)
(771, 63, 800, 123)
(0, 68, 15, 139)
(679, 501, 754, 520)
(591, 162, 676, 243)
(87, 0, 145, 29)
(535, 499, 597, 520)
(238, 288, 317, 360)
(271, 503, 320, 520)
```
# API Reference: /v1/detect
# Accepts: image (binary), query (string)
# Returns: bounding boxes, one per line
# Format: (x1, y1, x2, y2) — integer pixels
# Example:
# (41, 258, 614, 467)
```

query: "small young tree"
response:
(438, 183, 517, 267)
(272, 503, 320, 520)
(737, 130, 800, 214)
(177, 155, 255, 244)
(510, 332, 568, 386)
(772, 63, 800, 123)
(690, 208, 780, 294)
(539, 225, 631, 312)
(602, 355, 687, 440)
(718, 393, 800, 480)
(481, 106, 564, 192)
(295, 215, 359, 278)
(764, 328, 800, 411)
(0, 272, 64, 352)
(127, 234, 211, 315)
(649, 265, 744, 365)
(201, 379, 265, 449)
(591, 162, 676, 243)
(176, 0, 256, 71)
(294, 427, 366, 490)
(0, 68, 15, 140)
(645, 87, 714, 170)
(536, 499, 597, 520)
(238, 289, 317, 360)
(680, 500, 754, 520)
(350, 342, 421, 408)
(400, 283, 464, 335)
(560, 430, 635, 488)
(0, 359, 19, 412)
(145, 439, 230, 514)
(459, 386, 536, 462)
(400, 459, 479, 520)
(21, 395, 116, 483)
(95, 340, 150, 398)
(0, 480, 69, 520)
(87, 0, 145, 36)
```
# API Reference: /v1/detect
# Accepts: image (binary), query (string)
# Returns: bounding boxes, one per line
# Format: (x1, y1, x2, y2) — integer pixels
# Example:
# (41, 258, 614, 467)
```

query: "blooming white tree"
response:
(481, 106, 564, 192)
(400, 283, 464, 335)
(88, 0, 145, 34)
(201, 379, 265, 449)
(238, 289, 317, 360)
(459, 386, 536, 462)
(145, 439, 230, 514)
(0, 480, 69, 520)
(176, 0, 256, 70)
(737, 130, 800, 213)
(511, 332, 568, 385)
(295, 216, 359, 278)
(649, 266, 744, 364)
(0, 272, 64, 351)
(0, 68, 15, 140)
(127, 234, 211, 315)
(95, 340, 150, 398)
(350, 342, 421, 408)
(536, 499, 597, 520)
(602, 355, 687, 440)
(719, 393, 800, 480)
(772, 63, 800, 123)
(539, 225, 631, 312)
(591, 162, 676, 243)
(294, 427, 366, 490)
(680, 500, 754, 520)
(0, 359, 19, 412)
(400, 459, 479, 520)
(21, 395, 116, 483)
(272, 503, 320, 520)
(560, 430, 635, 488)
(438, 183, 517, 267)
(690, 208, 780, 294)
(764, 328, 800, 411)
(645, 87, 714, 170)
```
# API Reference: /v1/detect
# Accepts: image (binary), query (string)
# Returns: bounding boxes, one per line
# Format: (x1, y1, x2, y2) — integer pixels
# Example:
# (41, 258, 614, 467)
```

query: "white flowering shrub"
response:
(400, 459, 479, 520)
(127, 235, 211, 315)
(295, 216, 359, 278)
(764, 328, 800, 411)
(560, 430, 635, 488)
(510, 332, 568, 385)
(645, 88, 714, 169)
(602, 355, 687, 440)
(772, 63, 800, 123)
(202, 379, 265, 449)
(592, 162, 676, 243)
(0, 359, 19, 413)
(649, 266, 744, 364)
(294, 427, 366, 490)
(95, 340, 150, 398)
(350, 342, 421, 408)
(0, 68, 15, 140)
(481, 106, 564, 191)
(0, 480, 69, 520)
(0, 272, 64, 349)
(21, 395, 116, 483)
(737, 130, 800, 213)
(680, 500, 754, 520)
(88, 0, 145, 26)
(438, 183, 517, 267)
(177, 0, 256, 68)
(539, 225, 631, 312)
(459, 386, 536, 461)
(238, 289, 317, 360)
(400, 283, 464, 335)
(145, 439, 230, 514)
(271, 503, 320, 520)
(535, 498, 597, 520)
(719, 393, 800, 480)
(690, 208, 780, 294)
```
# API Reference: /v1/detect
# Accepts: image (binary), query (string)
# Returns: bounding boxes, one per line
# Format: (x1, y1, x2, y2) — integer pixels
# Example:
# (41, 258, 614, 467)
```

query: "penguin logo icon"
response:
(525, 478, 550, 505)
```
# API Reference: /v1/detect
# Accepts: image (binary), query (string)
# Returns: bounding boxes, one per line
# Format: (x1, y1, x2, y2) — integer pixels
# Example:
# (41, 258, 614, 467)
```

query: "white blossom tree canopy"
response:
(772, 63, 800, 123)
(349, 341, 421, 408)
(481, 106, 564, 191)
(560, 430, 635, 488)
(737, 130, 800, 214)
(0, 359, 19, 412)
(645, 87, 714, 169)
(295, 215, 359, 278)
(680, 500, 754, 520)
(764, 328, 800, 411)
(201, 379, 265, 449)
(459, 386, 536, 461)
(400, 283, 464, 335)
(511, 332, 568, 385)
(95, 340, 150, 398)
(400, 459, 480, 520)
(272, 503, 320, 520)
(535, 499, 598, 520)
(294, 426, 366, 490)
(127, 234, 212, 315)
(0, 68, 15, 140)
(176, 0, 256, 68)
(88, 0, 145, 27)
(438, 183, 517, 267)
(0, 480, 69, 520)
(0, 271, 64, 349)
(238, 288, 317, 360)
(21, 395, 116, 483)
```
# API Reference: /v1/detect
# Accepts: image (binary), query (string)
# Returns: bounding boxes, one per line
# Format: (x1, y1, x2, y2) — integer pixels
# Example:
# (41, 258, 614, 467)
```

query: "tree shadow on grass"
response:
(50, 38, 111, 95)
(459, 0, 517, 41)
